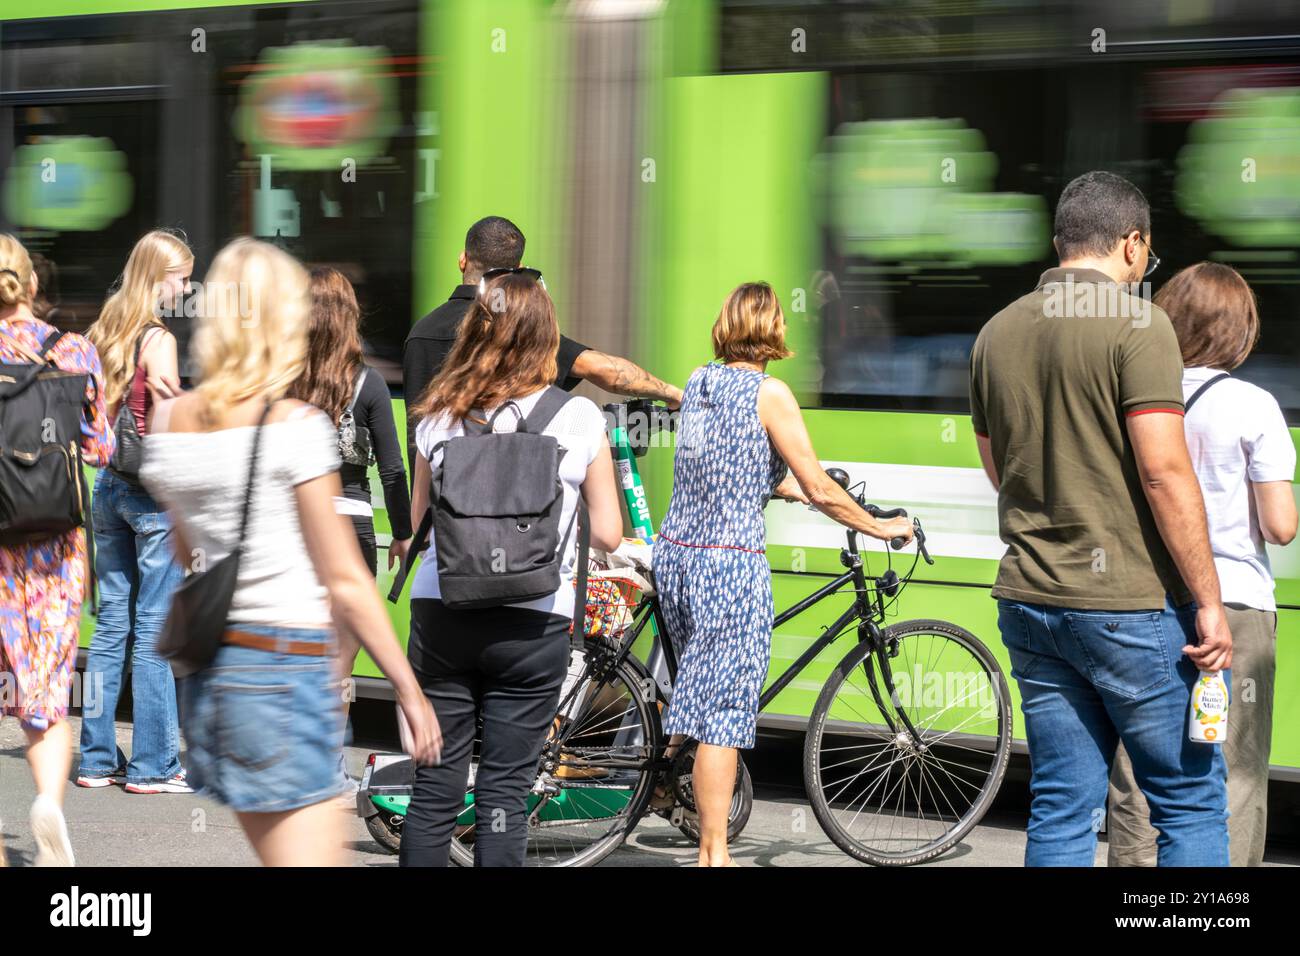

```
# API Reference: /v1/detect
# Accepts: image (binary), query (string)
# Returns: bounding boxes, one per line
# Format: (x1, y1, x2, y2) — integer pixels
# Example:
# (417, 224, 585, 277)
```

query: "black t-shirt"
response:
(402, 284, 591, 468)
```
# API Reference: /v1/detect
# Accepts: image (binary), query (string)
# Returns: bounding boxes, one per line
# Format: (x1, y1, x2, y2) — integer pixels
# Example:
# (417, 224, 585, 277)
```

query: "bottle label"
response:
(1190, 672, 1229, 743)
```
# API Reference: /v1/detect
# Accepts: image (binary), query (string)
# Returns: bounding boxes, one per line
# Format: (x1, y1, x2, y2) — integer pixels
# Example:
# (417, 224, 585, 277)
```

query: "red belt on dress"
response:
(658, 532, 765, 555)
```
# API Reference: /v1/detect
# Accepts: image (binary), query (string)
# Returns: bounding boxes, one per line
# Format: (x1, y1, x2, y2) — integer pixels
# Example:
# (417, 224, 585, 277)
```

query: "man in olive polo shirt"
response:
(969, 171, 1231, 866)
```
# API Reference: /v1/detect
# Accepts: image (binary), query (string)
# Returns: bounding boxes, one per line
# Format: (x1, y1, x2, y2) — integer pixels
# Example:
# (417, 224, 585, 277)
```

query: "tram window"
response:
(0, 1, 421, 382)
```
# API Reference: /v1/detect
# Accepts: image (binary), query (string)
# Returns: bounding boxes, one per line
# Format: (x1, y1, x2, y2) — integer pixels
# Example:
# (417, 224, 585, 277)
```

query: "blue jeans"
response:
(78, 469, 185, 784)
(997, 597, 1229, 866)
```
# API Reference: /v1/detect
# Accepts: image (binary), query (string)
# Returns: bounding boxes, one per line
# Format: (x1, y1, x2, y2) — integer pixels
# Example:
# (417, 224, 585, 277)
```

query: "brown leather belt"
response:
(223, 628, 336, 657)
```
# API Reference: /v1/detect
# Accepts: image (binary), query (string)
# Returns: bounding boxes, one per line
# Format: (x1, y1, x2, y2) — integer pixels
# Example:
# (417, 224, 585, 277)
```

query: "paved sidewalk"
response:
(3, 716, 1296, 867)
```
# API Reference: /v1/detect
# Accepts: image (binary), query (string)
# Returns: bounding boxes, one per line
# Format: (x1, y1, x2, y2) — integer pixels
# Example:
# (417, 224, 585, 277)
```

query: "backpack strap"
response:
(388, 507, 432, 603)
(38, 329, 68, 362)
(1184, 373, 1230, 413)
(520, 386, 572, 434)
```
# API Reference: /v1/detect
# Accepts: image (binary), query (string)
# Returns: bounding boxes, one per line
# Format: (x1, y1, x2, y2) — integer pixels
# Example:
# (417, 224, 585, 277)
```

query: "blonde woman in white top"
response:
(1110, 262, 1297, 867)
(141, 238, 440, 866)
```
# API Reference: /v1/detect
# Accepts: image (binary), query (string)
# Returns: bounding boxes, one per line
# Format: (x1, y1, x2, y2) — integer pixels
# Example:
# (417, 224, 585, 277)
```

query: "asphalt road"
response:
(2, 712, 1297, 867)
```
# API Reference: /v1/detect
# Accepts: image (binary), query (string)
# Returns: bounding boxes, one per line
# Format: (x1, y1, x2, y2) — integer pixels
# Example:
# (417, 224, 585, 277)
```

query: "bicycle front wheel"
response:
(804, 618, 1012, 866)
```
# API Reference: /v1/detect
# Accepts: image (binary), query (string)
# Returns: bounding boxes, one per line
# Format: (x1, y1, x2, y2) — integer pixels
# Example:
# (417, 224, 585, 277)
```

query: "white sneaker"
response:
(30, 794, 75, 867)
(124, 770, 193, 795)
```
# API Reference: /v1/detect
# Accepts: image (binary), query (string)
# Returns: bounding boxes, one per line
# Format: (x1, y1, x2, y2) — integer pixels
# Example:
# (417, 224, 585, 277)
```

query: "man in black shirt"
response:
(403, 216, 682, 469)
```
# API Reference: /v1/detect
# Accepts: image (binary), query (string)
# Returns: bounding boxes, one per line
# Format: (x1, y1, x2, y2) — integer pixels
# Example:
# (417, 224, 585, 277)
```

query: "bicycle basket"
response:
(571, 557, 650, 642)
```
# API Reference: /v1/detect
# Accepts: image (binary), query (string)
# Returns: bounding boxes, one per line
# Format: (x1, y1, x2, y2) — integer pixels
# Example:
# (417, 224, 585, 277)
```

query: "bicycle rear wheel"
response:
(448, 646, 661, 867)
(804, 618, 1012, 866)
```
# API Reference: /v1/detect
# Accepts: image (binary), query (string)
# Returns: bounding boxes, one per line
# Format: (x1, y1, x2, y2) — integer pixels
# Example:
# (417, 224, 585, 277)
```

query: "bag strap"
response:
(570, 497, 590, 650)
(235, 401, 274, 551)
(343, 366, 368, 420)
(522, 386, 571, 435)
(38, 328, 68, 362)
(388, 507, 432, 603)
(1184, 373, 1230, 413)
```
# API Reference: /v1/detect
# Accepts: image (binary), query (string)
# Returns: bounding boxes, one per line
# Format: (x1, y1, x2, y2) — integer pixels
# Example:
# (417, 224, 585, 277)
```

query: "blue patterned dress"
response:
(655, 362, 788, 749)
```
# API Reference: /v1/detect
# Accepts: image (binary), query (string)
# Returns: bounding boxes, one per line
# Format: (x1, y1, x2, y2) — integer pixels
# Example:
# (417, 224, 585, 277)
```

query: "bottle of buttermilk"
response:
(1189, 670, 1229, 744)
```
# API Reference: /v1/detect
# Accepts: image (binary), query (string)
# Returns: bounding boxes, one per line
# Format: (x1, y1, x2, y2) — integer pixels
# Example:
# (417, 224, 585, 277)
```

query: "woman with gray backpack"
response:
(396, 268, 624, 867)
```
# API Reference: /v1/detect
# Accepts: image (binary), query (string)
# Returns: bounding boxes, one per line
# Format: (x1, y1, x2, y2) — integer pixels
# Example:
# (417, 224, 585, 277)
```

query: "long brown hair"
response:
(1154, 262, 1260, 371)
(288, 267, 366, 423)
(411, 273, 558, 425)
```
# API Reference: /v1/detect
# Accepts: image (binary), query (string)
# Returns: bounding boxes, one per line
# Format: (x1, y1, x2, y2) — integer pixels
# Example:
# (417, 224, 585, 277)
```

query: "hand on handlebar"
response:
(773, 474, 809, 504)
(877, 515, 914, 547)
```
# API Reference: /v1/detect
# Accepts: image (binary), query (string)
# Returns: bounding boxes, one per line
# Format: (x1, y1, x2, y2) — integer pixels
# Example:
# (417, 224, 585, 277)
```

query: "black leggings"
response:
(349, 513, 377, 577)
(399, 599, 570, 867)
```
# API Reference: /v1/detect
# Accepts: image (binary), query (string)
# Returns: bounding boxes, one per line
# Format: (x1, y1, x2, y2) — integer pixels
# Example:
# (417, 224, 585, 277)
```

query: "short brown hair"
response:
(712, 282, 792, 364)
(1154, 262, 1259, 370)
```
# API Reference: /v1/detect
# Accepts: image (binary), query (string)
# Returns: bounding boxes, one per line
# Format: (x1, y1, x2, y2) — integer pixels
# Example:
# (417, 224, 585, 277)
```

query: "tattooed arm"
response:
(569, 348, 683, 408)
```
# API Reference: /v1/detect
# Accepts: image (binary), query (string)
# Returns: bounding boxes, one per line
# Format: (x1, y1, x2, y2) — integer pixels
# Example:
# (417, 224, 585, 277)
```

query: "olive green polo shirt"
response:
(969, 267, 1192, 610)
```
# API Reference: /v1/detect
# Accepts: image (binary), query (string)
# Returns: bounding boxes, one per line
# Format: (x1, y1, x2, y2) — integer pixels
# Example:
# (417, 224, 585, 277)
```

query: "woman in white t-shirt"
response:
(141, 238, 440, 866)
(1109, 262, 1297, 867)
(401, 269, 623, 867)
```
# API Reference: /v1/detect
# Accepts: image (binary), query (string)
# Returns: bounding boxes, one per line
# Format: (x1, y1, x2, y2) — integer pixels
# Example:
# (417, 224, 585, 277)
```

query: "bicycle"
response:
(440, 401, 1013, 867)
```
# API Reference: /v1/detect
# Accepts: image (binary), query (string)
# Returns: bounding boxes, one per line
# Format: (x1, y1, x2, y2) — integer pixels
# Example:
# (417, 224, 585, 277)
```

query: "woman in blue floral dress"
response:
(654, 282, 913, 866)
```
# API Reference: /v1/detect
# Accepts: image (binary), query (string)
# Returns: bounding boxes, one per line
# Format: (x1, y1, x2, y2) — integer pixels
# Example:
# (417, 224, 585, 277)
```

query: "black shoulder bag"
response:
(107, 329, 153, 483)
(158, 400, 272, 678)
(337, 366, 374, 466)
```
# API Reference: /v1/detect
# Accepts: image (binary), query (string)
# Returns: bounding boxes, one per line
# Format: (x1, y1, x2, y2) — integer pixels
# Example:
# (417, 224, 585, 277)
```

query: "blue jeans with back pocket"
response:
(79, 468, 185, 784)
(997, 597, 1229, 866)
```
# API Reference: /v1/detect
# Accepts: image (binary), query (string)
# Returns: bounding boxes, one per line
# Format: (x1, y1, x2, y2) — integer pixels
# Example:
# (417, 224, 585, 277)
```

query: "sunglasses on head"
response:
(478, 266, 545, 297)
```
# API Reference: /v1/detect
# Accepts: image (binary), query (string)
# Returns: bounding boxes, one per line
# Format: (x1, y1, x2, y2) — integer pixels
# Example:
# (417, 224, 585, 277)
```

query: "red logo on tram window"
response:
(237, 40, 398, 171)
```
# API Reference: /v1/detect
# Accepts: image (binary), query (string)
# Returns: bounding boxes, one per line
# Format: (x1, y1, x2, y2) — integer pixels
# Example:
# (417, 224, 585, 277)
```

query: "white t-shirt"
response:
(411, 388, 606, 619)
(1183, 367, 1296, 612)
(141, 405, 341, 629)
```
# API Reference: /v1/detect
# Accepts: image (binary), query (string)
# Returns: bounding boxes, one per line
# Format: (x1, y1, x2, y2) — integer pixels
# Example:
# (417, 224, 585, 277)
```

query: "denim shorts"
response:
(178, 624, 346, 813)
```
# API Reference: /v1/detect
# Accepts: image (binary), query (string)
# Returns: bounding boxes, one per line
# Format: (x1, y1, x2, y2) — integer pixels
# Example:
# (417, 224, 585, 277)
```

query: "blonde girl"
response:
(140, 238, 439, 866)
(78, 229, 193, 795)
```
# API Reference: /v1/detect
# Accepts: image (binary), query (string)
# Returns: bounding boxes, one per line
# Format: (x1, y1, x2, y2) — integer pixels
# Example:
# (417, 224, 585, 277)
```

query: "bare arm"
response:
(411, 450, 430, 544)
(141, 329, 183, 402)
(758, 378, 912, 543)
(976, 434, 1000, 491)
(1253, 480, 1298, 546)
(570, 349, 684, 409)
(1127, 412, 1231, 670)
(295, 467, 440, 764)
(582, 437, 623, 553)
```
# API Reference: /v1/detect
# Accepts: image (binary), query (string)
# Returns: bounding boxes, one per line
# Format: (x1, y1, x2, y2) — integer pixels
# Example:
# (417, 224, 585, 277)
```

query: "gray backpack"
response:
(389, 386, 587, 614)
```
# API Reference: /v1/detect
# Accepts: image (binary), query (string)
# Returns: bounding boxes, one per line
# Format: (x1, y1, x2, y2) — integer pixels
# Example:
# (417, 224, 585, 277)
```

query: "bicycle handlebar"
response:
(824, 468, 934, 564)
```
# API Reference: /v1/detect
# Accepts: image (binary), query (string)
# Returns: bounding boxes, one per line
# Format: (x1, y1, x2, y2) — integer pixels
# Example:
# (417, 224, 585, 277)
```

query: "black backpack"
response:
(0, 328, 94, 545)
(390, 386, 586, 611)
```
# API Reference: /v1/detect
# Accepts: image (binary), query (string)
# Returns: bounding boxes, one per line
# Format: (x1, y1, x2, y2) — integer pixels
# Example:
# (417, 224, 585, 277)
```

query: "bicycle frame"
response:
(565, 402, 928, 775)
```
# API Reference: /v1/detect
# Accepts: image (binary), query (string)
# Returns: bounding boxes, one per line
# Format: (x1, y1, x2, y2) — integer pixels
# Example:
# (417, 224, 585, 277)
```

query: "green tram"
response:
(3, 0, 1299, 781)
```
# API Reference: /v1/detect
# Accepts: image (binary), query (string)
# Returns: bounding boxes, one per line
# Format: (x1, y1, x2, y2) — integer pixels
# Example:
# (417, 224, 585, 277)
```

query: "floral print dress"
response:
(0, 317, 113, 730)
(654, 363, 788, 749)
